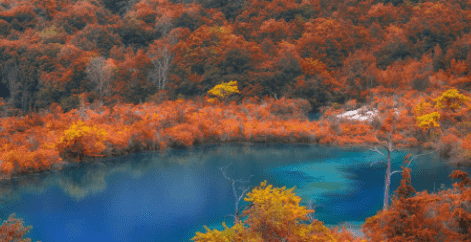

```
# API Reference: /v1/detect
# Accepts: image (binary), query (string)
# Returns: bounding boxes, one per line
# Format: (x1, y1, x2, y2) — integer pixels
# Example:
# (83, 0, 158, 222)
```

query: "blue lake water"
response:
(0, 143, 468, 241)
(307, 112, 322, 121)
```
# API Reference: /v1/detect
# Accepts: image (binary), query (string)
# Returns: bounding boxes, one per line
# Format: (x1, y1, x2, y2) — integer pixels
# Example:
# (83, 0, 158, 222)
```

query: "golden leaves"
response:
(192, 181, 365, 242)
(207, 81, 241, 101)
(416, 112, 440, 130)
(434, 88, 470, 112)
(56, 120, 108, 159)
(413, 99, 434, 117)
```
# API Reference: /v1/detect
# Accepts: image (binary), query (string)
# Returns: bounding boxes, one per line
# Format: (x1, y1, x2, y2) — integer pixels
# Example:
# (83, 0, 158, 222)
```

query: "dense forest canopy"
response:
(0, 0, 470, 112)
(1, 0, 469, 165)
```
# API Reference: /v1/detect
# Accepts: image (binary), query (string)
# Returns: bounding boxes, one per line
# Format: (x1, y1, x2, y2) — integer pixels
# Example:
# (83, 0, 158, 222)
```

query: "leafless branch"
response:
(303, 199, 324, 223)
(409, 152, 435, 163)
(219, 163, 253, 223)
(391, 151, 436, 176)
(370, 159, 387, 167)
(390, 170, 402, 176)
(369, 147, 386, 160)
(148, 17, 176, 91)
(86, 57, 112, 101)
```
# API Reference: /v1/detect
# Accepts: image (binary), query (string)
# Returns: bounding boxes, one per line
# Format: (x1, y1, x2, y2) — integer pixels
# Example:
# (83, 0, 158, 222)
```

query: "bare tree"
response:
(219, 163, 253, 224)
(369, 135, 434, 210)
(0, 60, 34, 114)
(148, 16, 176, 90)
(86, 57, 112, 102)
(302, 199, 324, 223)
(4, 62, 20, 110)
(17, 64, 36, 112)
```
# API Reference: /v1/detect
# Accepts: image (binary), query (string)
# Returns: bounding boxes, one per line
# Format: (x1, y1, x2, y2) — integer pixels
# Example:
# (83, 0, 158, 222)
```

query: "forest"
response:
(0, 0, 471, 240)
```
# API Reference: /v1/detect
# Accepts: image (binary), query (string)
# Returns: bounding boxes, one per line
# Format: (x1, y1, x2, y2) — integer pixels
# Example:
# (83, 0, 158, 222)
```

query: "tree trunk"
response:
(384, 144, 392, 210)
(384, 163, 391, 210)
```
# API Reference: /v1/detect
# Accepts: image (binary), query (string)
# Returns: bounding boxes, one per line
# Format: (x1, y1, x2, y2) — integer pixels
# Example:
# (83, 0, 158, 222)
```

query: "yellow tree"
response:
(433, 88, 471, 126)
(414, 98, 441, 142)
(416, 112, 440, 130)
(434, 88, 470, 113)
(238, 180, 314, 241)
(56, 120, 108, 161)
(207, 81, 240, 103)
(192, 181, 366, 242)
(414, 89, 470, 136)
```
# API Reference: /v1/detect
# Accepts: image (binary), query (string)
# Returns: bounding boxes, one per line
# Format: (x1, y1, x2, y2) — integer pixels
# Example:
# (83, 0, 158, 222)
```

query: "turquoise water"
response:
(307, 112, 322, 121)
(0, 143, 467, 241)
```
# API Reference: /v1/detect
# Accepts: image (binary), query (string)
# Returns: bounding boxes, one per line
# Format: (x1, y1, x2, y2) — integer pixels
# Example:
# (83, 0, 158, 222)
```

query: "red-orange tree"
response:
(363, 157, 471, 242)
(0, 213, 34, 242)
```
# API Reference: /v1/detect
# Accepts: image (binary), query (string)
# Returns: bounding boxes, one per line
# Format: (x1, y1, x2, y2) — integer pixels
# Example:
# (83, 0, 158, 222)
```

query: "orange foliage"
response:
(5, 0, 471, 237)
(0, 3, 37, 31)
(296, 17, 358, 68)
(0, 213, 34, 242)
(53, 1, 99, 31)
(462, 134, 471, 158)
(0, 98, 324, 178)
(364, 165, 471, 242)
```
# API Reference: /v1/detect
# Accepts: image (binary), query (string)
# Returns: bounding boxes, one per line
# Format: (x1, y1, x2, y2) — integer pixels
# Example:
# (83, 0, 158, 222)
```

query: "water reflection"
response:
(0, 143, 468, 242)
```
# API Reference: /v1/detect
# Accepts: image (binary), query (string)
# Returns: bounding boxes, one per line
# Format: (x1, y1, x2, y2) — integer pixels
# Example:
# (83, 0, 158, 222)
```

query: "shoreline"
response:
(1, 99, 468, 181)
(0, 140, 445, 181)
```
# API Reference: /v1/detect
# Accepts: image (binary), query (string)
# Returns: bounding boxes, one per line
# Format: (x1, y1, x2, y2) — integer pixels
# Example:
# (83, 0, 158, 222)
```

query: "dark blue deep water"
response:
(0, 143, 469, 241)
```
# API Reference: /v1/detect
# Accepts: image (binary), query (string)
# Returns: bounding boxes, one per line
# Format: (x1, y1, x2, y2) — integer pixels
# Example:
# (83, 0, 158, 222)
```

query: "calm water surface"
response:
(0, 143, 468, 241)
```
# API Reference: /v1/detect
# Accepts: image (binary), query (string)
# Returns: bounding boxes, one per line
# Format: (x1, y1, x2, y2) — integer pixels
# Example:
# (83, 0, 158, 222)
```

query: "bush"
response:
(0, 213, 33, 242)
(56, 120, 108, 161)
(266, 97, 312, 120)
(364, 168, 471, 242)
(192, 181, 365, 242)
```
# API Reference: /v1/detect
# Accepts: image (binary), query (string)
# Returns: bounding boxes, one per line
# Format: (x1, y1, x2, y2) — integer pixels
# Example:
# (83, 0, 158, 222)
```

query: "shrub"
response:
(0, 213, 33, 242)
(192, 181, 365, 242)
(56, 120, 108, 160)
(266, 97, 312, 120)
(363, 160, 471, 242)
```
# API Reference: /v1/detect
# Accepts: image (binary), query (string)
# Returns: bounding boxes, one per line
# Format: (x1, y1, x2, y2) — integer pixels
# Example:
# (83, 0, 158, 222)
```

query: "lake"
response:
(0, 143, 467, 241)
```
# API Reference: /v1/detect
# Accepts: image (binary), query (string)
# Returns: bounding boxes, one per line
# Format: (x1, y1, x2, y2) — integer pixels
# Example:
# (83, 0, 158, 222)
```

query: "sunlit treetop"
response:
(416, 111, 440, 130)
(434, 88, 470, 113)
(413, 99, 434, 117)
(207, 81, 240, 101)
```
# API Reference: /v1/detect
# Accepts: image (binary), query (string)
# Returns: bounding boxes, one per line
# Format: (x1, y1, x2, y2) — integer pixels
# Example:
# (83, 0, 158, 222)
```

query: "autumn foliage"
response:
(2, 0, 471, 240)
(192, 181, 366, 242)
(207, 80, 240, 103)
(363, 155, 471, 242)
(0, 213, 34, 242)
(1, 87, 470, 179)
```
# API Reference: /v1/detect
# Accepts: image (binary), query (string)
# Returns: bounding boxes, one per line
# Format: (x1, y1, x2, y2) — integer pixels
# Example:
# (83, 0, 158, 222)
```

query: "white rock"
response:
(336, 106, 401, 122)
(336, 107, 378, 122)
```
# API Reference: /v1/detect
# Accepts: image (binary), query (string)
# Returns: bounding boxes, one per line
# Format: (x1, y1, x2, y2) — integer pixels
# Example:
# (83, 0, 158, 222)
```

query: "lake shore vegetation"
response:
(0, 87, 470, 179)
